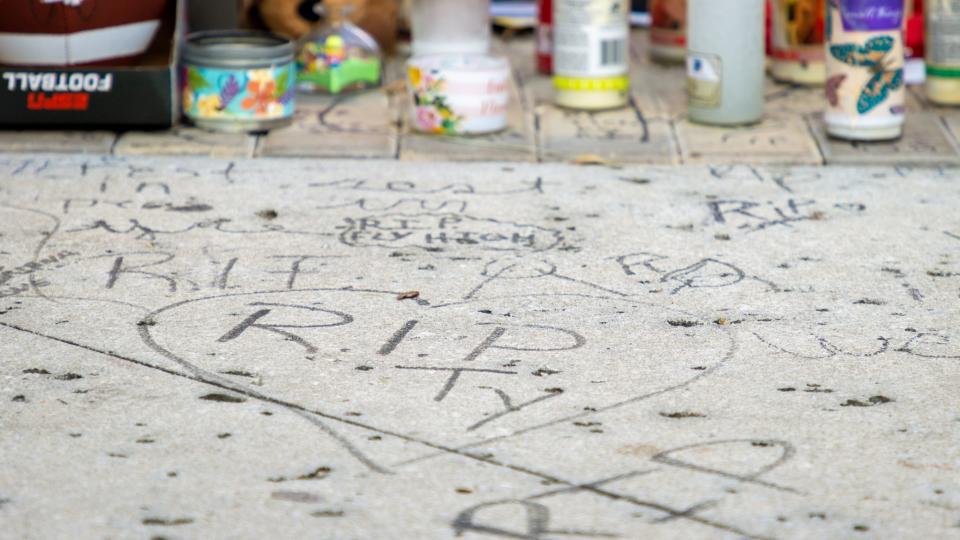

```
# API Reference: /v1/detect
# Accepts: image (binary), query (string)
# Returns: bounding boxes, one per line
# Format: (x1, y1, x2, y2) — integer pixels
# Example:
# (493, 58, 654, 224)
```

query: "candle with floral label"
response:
(925, 0, 960, 105)
(407, 55, 511, 135)
(649, 0, 686, 64)
(553, 0, 630, 110)
(769, 0, 827, 84)
(824, 0, 906, 140)
(687, 0, 765, 125)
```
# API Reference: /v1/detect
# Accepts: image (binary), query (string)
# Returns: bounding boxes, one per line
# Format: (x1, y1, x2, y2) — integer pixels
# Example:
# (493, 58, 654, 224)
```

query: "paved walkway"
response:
(1, 154, 958, 538)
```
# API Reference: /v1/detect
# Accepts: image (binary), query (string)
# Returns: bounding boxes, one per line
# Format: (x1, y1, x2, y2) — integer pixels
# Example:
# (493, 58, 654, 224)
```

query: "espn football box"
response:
(0, 0, 183, 128)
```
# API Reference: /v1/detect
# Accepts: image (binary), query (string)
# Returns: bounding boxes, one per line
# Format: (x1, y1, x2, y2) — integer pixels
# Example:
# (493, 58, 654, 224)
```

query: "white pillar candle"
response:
(410, 0, 491, 56)
(687, 0, 765, 125)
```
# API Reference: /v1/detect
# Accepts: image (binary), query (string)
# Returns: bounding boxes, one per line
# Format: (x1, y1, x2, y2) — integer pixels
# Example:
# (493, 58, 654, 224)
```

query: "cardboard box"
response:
(0, 0, 183, 128)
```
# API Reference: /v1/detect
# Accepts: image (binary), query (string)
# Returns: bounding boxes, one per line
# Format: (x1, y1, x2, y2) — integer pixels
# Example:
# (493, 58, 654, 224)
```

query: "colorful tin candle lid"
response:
(181, 30, 296, 133)
(407, 54, 511, 136)
(183, 30, 294, 68)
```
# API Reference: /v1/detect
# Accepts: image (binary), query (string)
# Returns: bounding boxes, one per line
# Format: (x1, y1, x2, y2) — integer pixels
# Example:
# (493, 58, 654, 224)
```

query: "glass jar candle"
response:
(410, 0, 491, 56)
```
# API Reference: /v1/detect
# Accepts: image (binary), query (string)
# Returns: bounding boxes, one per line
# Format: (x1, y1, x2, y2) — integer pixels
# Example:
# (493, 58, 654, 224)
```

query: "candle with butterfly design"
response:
(824, 0, 906, 141)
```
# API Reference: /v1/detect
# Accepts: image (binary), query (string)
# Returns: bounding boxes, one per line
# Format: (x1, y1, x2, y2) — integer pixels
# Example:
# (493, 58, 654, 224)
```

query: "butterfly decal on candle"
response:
(829, 35, 903, 114)
(825, 74, 845, 107)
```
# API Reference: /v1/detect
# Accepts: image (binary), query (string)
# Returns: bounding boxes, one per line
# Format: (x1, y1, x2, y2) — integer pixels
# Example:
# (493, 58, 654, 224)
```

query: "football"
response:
(0, 0, 170, 66)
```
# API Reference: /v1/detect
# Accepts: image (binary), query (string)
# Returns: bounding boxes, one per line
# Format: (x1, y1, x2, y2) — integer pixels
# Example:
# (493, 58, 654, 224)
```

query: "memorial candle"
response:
(824, 0, 906, 140)
(687, 0, 765, 125)
(553, 0, 630, 110)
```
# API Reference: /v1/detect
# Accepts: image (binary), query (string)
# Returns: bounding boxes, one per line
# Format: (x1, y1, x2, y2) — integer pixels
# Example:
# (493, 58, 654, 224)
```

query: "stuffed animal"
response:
(245, 0, 399, 52)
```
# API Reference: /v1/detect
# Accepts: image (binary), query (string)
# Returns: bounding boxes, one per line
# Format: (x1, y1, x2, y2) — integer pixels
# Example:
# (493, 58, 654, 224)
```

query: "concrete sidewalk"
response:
(0, 155, 958, 539)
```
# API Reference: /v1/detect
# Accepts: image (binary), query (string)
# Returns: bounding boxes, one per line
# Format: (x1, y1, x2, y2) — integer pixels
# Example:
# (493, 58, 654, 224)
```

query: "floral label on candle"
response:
(182, 64, 295, 121)
(407, 56, 511, 136)
(825, 1, 904, 128)
(408, 66, 462, 135)
(836, 0, 903, 31)
(686, 52, 722, 108)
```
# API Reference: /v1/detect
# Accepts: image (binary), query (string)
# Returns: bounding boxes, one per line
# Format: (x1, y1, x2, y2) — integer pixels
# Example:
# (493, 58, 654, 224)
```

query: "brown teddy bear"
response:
(244, 0, 399, 52)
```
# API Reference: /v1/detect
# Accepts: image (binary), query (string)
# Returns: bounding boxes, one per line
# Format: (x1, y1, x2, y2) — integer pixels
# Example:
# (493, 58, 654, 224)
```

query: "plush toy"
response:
(246, 0, 399, 52)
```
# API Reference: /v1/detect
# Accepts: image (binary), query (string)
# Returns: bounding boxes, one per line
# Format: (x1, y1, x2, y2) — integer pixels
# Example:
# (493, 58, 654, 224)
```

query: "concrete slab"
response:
(676, 116, 824, 165)
(258, 93, 398, 159)
(0, 131, 116, 154)
(537, 102, 679, 165)
(114, 127, 257, 158)
(810, 112, 960, 167)
(0, 154, 958, 539)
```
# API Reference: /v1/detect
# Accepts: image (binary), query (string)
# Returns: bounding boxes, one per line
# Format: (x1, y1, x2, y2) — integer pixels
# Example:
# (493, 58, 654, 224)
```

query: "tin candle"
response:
(769, 0, 827, 84)
(407, 55, 511, 135)
(687, 0, 765, 125)
(182, 31, 295, 132)
(649, 0, 687, 64)
(824, 0, 905, 141)
(925, 0, 960, 105)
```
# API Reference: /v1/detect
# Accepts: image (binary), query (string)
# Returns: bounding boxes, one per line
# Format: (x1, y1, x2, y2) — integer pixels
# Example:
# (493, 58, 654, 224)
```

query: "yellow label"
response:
(552, 76, 629, 91)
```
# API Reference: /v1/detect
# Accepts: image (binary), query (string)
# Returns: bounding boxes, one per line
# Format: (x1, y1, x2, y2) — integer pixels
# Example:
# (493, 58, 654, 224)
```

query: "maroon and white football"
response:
(0, 0, 170, 66)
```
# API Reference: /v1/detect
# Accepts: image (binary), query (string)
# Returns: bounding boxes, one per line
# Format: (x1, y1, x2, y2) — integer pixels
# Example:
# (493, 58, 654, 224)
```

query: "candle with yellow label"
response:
(824, 0, 905, 140)
(552, 0, 629, 110)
